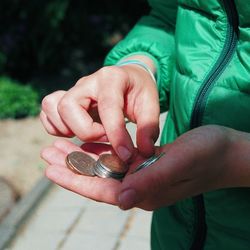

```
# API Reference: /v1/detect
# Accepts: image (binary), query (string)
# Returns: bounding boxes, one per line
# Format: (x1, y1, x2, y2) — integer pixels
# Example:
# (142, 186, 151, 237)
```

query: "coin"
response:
(66, 151, 96, 176)
(99, 154, 128, 173)
(132, 152, 165, 174)
(93, 154, 128, 180)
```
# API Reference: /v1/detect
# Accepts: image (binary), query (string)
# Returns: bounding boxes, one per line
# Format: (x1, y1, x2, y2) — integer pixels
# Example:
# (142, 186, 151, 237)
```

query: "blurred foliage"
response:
(0, 0, 148, 93)
(0, 0, 148, 119)
(0, 77, 39, 119)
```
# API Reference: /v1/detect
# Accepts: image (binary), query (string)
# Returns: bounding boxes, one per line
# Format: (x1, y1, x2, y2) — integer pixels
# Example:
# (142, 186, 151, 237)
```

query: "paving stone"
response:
(116, 209, 152, 250)
(61, 232, 118, 250)
(117, 238, 150, 250)
(9, 187, 88, 249)
(125, 209, 152, 238)
(18, 188, 86, 232)
(72, 202, 130, 235)
(9, 232, 64, 250)
(23, 208, 83, 232)
(0, 178, 17, 223)
(40, 185, 89, 209)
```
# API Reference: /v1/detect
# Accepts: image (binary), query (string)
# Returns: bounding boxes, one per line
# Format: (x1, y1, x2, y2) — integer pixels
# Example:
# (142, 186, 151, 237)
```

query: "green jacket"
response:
(105, 0, 250, 249)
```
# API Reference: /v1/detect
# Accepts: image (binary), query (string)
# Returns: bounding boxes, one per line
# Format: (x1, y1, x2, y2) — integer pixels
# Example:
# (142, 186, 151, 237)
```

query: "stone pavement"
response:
(8, 185, 152, 250)
(6, 113, 167, 250)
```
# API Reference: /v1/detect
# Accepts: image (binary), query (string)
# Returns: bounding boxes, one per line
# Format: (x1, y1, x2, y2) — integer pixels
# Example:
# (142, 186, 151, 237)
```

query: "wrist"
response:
(116, 55, 157, 84)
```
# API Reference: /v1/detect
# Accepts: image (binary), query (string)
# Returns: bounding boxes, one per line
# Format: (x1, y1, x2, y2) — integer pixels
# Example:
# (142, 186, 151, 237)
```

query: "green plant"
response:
(0, 77, 40, 119)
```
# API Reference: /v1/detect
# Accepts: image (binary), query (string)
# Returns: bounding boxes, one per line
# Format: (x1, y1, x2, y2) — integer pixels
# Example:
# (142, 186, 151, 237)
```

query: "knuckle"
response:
(41, 91, 65, 112)
(41, 95, 55, 112)
(77, 131, 94, 142)
(57, 96, 72, 115)
(75, 76, 88, 86)
(62, 129, 74, 137)
(98, 66, 115, 76)
(57, 128, 73, 137)
(45, 126, 59, 136)
(76, 126, 104, 142)
(98, 66, 128, 82)
(76, 132, 88, 141)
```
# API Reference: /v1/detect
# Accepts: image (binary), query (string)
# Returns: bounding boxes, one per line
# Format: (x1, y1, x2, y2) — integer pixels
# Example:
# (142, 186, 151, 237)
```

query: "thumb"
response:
(118, 153, 171, 211)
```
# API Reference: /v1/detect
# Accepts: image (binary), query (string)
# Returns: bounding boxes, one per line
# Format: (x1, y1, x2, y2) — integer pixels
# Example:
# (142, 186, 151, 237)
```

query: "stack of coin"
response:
(93, 154, 128, 180)
(66, 151, 128, 180)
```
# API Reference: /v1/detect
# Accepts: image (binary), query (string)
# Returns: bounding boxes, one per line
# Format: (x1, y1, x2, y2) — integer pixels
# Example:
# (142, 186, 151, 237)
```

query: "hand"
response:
(41, 125, 250, 210)
(119, 125, 250, 210)
(41, 139, 152, 205)
(40, 58, 160, 161)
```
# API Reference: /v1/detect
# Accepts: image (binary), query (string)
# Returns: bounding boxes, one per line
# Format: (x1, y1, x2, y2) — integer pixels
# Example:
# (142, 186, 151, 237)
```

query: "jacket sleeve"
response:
(104, 0, 178, 112)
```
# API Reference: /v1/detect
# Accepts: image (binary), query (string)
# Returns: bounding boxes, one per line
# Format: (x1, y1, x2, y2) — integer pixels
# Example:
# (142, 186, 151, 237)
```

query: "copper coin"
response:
(66, 151, 96, 176)
(98, 154, 128, 174)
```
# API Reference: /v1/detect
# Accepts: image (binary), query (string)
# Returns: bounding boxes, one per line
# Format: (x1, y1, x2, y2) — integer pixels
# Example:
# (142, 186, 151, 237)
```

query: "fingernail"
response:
(117, 146, 132, 161)
(119, 189, 137, 210)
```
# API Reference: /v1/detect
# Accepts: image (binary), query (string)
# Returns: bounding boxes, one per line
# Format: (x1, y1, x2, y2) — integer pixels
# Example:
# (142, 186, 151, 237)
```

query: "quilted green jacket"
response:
(105, 0, 250, 249)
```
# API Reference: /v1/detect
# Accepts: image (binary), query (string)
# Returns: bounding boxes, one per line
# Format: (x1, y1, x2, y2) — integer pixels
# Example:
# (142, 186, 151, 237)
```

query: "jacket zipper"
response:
(189, 1, 238, 249)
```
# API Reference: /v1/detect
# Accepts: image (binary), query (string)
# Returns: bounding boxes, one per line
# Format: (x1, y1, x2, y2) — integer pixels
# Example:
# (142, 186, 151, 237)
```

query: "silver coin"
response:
(132, 152, 165, 173)
(93, 154, 128, 180)
(66, 151, 96, 176)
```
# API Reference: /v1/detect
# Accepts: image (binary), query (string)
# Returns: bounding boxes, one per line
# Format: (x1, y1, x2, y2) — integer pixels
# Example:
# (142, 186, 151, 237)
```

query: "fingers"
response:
(136, 111, 160, 157)
(41, 139, 117, 167)
(41, 139, 101, 164)
(98, 86, 134, 162)
(40, 139, 84, 167)
(135, 85, 160, 157)
(41, 139, 121, 205)
(72, 67, 134, 161)
(41, 145, 66, 166)
(41, 91, 74, 137)
(40, 110, 62, 136)
(41, 65, 160, 163)
(56, 83, 106, 141)
(40, 67, 134, 152)
(119, 149, 191, 211)
(119, 156, 168, 210)
(46, 165, 120, 205)
(40, 81, 106, 141)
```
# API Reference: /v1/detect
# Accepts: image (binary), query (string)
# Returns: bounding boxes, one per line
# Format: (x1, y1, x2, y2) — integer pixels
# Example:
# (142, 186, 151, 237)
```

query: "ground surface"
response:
(0, 113, 166, 223)
(0, 117, 54, 196)
(9, 185, 152, 250)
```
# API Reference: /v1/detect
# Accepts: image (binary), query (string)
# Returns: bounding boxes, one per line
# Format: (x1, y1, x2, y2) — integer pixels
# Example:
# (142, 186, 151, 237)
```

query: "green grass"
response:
(0, 77, 40, 119)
